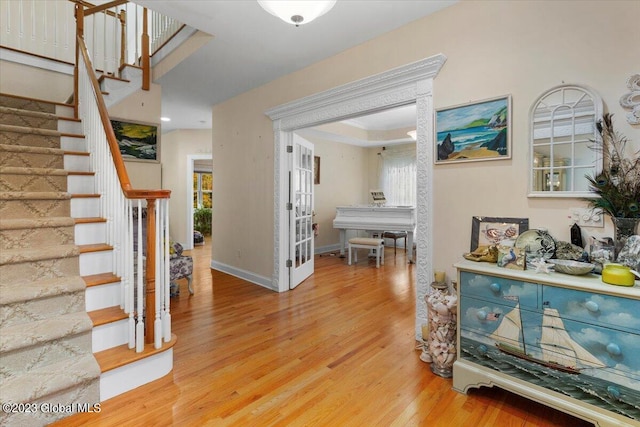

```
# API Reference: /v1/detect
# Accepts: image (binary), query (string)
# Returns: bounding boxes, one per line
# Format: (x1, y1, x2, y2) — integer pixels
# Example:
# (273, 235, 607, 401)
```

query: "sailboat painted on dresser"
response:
(489, 304, 605, 374)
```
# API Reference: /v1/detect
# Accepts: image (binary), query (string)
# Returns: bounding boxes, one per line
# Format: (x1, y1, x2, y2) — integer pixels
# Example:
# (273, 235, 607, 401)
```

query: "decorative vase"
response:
(612, 217, 640, 258)
(424, 276, 457, 378)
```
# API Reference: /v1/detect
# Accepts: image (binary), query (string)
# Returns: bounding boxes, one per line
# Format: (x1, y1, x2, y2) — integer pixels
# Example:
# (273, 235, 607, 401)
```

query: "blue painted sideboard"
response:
(453, 260, 640, 427)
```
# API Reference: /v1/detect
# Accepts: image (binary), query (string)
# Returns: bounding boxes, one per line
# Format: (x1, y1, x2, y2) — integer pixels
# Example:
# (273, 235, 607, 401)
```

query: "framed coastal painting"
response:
(110, 119, 159, 162)
(470, 216, 528, 251)
(435, 95, 511, 164)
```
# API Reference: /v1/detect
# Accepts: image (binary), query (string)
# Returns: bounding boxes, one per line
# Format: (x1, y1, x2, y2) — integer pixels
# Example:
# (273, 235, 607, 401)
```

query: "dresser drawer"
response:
(557, 316, 640, 389)
(541, 286, 640, 335)
(456, 261, 640, 425)
(460, 295, 539, 350)
(461, 295, 640, 395)
(460, 271, 540, 310)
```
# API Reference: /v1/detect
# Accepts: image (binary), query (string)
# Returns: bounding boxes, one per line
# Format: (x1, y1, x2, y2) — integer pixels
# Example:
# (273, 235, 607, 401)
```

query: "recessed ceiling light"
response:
(161, 117, 171, 122)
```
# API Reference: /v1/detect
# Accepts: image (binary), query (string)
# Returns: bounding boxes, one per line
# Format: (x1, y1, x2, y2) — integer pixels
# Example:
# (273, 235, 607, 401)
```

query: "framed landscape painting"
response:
(435, 95, 511, 164)
(110, 119, 159, 162)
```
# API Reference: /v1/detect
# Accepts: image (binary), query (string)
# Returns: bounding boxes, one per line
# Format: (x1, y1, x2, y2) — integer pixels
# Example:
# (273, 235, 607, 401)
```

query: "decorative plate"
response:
(548, 259, 595, 275)
(515, 229, 556, 260)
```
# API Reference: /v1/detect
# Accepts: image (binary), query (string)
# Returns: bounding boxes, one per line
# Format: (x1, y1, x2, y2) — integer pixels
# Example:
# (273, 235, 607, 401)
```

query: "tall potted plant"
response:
(194, 207, 212, 236)
(586, 113, 640, 256)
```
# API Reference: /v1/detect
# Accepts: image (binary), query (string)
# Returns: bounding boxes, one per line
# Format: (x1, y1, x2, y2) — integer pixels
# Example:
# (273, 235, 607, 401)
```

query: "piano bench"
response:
(383, 231, 408, 255)
(348, 237, 385, 268)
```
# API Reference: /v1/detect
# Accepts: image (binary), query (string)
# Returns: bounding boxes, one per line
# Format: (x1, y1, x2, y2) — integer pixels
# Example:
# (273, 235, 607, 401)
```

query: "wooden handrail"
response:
(76, 1, 170, 346)
(84, 0, 128, 17)
(76, 36, 169, 200)
(77, 34, 169, 346)
(73, 1, 180, 98)
(150, 24, 187, 58)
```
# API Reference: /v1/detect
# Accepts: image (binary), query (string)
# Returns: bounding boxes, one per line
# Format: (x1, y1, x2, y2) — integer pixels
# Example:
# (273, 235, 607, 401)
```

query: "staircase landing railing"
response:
(1, 0, 184, 103)
(75, 0, 172, 350)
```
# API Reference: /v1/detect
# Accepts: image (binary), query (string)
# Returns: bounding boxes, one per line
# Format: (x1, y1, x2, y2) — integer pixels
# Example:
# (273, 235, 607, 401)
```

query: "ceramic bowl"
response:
(549, 259, 595, 275)
(602, 263, 639, 286)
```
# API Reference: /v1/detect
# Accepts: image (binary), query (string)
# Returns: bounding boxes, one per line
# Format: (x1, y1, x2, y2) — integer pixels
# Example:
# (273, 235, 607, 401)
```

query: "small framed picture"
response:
(314, 156, 320, 184)
(471, 216, 529, 251)
(498, 245, 526, 270)
(435, 95, 511, 164)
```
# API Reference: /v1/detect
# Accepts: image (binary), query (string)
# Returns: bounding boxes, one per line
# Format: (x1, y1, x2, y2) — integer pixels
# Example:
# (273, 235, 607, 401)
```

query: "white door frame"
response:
(185, 154, 213, 250)
(265, 54, 446, 337)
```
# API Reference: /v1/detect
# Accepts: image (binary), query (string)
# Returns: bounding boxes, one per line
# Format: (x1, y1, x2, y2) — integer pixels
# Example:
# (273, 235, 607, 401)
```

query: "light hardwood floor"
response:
(56, 240, 592, 426)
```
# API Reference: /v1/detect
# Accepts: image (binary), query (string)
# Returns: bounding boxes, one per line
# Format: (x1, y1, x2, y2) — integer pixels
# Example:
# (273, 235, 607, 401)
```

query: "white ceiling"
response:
(134, 0, 457, 134)
(343, 104, 417, 131)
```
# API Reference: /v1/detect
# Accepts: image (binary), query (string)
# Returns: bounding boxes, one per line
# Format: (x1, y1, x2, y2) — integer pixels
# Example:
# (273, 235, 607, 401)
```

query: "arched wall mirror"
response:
(529, 84, 603, 197)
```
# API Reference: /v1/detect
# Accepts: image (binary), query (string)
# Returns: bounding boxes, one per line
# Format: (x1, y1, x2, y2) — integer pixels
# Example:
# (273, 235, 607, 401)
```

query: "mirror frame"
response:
(528, 84, 603, 198)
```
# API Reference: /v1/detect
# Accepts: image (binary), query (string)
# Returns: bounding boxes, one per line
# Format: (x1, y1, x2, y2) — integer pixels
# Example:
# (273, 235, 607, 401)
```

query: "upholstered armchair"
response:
(132, 209, 194, 296)
(169, 241, 194, 296)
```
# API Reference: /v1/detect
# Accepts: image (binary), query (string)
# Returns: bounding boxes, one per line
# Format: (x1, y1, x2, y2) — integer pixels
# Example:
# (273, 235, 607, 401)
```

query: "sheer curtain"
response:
(379, 149, 416, 206)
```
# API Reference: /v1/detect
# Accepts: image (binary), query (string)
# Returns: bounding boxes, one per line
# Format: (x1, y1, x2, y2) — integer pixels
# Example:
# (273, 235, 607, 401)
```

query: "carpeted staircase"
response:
(0, 95, 100, 426)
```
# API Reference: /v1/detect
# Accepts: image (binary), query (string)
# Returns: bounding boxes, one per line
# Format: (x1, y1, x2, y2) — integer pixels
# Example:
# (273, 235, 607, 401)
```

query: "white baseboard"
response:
(210, 260, 275, 291)
(315, 243, 342, 254)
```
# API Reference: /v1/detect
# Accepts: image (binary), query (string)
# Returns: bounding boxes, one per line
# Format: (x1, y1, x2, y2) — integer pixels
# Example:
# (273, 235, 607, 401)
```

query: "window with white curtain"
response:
(379, 148, 416, 206)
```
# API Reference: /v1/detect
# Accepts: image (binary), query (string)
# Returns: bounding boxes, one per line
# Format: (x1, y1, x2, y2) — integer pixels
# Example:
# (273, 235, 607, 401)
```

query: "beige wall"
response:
(299, 135, 369, 250)
(108, 84, 164, 190)
(0, 58, 165, 190)
(162, 129, 213, 245)
(211, 0, 640, 282)
(211, 97, 275, 275)
(0, 61, 73, 102)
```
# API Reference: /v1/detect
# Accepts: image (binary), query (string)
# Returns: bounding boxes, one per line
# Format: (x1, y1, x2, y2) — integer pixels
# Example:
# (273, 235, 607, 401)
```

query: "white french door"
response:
(289, 134, 314, 289)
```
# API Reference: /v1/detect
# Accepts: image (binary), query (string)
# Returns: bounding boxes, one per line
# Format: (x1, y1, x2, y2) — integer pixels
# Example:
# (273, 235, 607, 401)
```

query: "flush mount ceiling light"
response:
(257, 0, 337, 26)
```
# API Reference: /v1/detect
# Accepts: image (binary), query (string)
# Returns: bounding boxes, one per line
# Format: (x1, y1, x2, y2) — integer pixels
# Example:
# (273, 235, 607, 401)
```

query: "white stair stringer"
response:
(64, 153, 91, 172)
(58, 118, 81, 134)
(67, 174, 95, 194)
(79, 250, 113, 276)
(101, 66, 142, 108)
(71, 197, 101, 218)
(92, 319, 128, 353)
(85, 279, 121, 312)
(75, 221, 106, 245)
(55, 104, 75, 119)
(61, 135, 86, 152)
(99, 347, 173, 401)
(56, 91, 175, 404)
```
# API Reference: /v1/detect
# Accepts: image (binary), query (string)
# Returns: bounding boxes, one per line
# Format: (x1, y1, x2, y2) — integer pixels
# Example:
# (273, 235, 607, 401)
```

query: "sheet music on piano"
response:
(370, 189, 386, 206)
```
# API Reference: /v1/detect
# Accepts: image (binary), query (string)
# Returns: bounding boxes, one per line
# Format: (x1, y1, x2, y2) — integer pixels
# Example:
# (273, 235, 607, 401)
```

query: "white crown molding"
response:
(265, 54, 446, 129)
(266, 54, 446, 340)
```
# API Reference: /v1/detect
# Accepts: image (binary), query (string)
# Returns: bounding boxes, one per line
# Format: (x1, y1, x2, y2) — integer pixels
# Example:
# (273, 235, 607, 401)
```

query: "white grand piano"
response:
(333, 205, 416, 263)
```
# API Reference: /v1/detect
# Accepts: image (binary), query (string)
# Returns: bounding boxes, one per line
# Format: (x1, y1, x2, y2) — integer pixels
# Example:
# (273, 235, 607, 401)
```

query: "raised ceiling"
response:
(133, 0, 457, 133)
